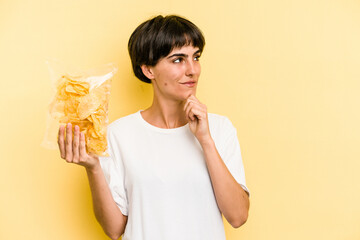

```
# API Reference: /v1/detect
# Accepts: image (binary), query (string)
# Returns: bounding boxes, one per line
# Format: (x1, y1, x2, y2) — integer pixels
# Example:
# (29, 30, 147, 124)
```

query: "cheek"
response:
(162, 71, 182, 86)
(155, 65, 186, 89)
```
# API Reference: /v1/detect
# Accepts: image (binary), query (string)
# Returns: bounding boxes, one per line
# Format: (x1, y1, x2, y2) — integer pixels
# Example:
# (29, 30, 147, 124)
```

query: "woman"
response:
(58, 15, 250, 240)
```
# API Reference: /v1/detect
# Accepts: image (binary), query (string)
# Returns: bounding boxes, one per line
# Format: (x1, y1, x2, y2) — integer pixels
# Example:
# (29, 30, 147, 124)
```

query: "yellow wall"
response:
(1, 0, 359, 239)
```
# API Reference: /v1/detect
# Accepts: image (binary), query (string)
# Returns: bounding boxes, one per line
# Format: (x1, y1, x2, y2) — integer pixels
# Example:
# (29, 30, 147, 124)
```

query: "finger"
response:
(183, 98, 193, 112)
(194, 103, 207, 118)
(189, 103, 207, 121)
(183, 98, 191, 118)
(187, 104, 199, 122)
(72, 125, 80, 163)
(190, 106, 206, 120)
(189, 111, 196, 121)
(65, 123, 73, 162)
(58, 125, 66, 159)
(184, 105, 191, 122)
(187, 96, 207, 115)
(79, 132, 87, 158)
(188, 94, 201, 104)
(185, 101, 195, 121)
(187, 96, 204, 108)
(184, 93, 200, 110)
(184, 100, 191, 115)
(189, 95, 207, 112)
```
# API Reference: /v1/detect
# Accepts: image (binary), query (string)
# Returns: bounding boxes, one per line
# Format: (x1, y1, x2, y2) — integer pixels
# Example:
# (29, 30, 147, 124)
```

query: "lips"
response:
(180, 81, 197, 87)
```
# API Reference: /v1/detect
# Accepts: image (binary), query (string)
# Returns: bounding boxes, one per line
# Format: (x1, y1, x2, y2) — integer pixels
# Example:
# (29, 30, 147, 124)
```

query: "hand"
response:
(184, 95, 212, 144)
(58, 123, 99, 170)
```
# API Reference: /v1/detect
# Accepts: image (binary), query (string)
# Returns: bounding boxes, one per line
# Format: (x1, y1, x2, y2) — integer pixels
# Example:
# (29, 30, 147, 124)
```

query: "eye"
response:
(173, 58, 183, 63)
(194, 55, 201, 61)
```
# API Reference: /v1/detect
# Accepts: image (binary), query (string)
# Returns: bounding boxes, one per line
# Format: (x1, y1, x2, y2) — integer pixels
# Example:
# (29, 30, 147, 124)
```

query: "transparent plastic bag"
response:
(42, 59, 117, 156)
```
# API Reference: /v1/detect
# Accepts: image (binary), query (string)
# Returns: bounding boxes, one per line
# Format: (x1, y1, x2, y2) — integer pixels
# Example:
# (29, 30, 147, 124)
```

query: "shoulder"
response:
(107, 111, 140, 133)
(208, 113, 235, 131)
(207, 113, 237, 142)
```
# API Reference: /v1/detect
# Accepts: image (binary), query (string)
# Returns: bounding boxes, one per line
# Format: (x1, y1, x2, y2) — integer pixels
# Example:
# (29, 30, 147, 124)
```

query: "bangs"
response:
(148, 16, 205, 64)
(128, 15, 205, 83)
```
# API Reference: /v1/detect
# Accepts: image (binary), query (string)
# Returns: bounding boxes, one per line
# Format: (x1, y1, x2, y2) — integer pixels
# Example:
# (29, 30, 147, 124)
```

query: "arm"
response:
(200, 138, 249, 228)
(184, 95, 250, 228)
(58, 123, 127, 240)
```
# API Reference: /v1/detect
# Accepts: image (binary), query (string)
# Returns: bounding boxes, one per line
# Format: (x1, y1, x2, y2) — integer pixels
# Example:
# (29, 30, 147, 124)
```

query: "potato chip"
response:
(77, 92, 101, 120)
(48, 72, 112, 156)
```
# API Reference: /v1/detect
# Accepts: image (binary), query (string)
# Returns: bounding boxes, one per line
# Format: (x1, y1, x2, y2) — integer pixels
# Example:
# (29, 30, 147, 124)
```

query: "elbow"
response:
(230, 211, 248, 228)
(110, 235, 121, 240)
(98, 214, 127, 240)
(103, 226, 124, 240)
(231, 187, 250, 228)
(105, 231, 122, 240)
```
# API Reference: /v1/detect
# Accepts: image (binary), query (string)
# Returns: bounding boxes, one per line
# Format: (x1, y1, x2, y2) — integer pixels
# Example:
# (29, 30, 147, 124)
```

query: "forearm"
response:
(86, 164, 127, 239)
(201, 138, 249, 228)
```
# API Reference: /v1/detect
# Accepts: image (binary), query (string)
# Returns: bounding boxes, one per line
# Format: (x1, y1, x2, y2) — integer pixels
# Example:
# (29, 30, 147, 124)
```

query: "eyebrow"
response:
(167, 49, 201, 59)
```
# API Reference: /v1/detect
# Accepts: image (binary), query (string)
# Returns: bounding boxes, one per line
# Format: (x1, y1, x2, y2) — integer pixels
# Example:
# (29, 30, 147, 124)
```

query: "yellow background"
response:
(1, 0, 359, 239)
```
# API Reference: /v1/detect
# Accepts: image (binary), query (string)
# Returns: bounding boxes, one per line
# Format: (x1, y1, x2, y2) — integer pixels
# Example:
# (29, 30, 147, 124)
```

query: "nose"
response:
(185, 59, 198, 77)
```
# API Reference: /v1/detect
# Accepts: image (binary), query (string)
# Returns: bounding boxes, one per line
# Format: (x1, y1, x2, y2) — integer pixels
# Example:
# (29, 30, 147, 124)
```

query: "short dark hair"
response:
(128, 15, 205, 83)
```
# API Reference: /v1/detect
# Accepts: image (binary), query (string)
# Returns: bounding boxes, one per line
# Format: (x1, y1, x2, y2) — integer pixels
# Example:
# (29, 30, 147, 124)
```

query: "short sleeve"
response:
(99, 127, 129, 215)
(218, 117, 250, 197)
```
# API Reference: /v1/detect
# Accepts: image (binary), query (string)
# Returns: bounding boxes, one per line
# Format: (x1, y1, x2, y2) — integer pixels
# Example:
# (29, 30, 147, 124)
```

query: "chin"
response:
(169, 86, 197, 101)
(180, 90, 196, 100)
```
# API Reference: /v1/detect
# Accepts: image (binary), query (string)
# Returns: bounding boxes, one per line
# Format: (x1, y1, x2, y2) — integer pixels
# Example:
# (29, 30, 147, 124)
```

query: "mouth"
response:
(180, 81, 197, 87)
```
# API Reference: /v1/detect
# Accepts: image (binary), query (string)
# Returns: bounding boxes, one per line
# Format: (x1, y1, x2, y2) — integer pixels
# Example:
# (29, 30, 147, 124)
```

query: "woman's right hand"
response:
(58, 123, 99, 170)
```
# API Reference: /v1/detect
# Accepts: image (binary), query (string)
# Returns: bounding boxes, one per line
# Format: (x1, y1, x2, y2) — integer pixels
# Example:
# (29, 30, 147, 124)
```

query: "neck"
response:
(141, 95, 188, 129)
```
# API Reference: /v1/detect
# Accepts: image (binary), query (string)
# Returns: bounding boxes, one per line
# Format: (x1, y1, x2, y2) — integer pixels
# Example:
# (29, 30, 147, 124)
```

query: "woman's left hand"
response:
(184, 94, 212, 144)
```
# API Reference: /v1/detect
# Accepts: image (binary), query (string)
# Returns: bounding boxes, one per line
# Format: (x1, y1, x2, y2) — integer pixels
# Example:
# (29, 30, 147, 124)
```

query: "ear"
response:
(140, 65, 155, 80)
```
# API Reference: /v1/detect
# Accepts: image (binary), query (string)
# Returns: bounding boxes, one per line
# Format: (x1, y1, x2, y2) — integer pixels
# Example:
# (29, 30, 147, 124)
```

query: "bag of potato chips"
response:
(42, 59, 117, 156)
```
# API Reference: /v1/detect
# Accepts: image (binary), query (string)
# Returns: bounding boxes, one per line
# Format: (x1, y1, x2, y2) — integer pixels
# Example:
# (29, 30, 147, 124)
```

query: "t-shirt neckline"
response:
(136, 110, 189, 134)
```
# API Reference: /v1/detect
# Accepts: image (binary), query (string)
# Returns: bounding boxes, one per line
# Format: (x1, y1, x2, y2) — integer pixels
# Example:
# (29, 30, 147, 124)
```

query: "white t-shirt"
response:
(99, 110, 249, 240)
